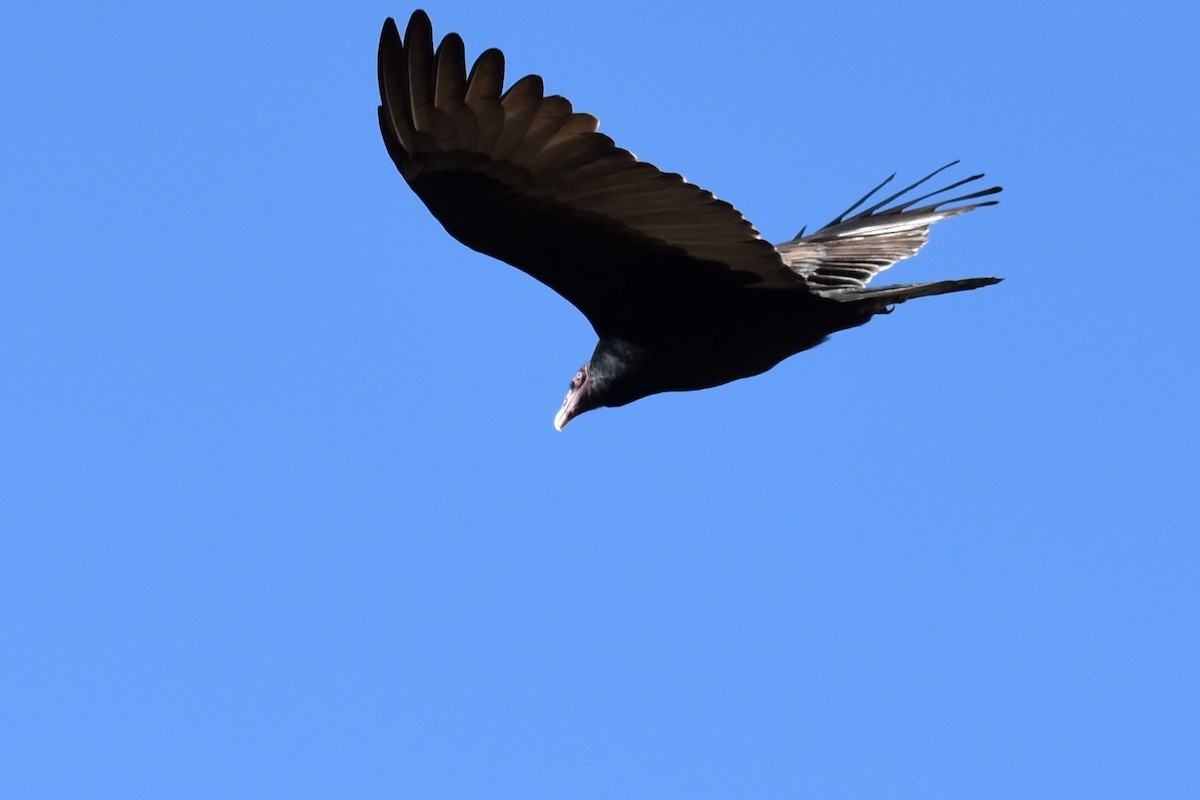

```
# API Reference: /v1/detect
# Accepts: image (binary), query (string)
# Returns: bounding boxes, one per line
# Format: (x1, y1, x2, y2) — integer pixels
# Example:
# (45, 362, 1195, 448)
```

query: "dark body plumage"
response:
(377, 11, 1002, 429)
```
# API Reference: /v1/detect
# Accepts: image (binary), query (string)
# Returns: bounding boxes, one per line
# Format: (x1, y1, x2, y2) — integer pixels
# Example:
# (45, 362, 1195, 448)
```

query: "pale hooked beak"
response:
(555, 365, 591, 431)
(553, 388, 582, 431)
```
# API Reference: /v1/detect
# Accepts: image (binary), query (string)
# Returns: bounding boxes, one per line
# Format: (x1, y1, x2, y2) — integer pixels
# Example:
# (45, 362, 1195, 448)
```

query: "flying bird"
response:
(377, 11, 1001, 430)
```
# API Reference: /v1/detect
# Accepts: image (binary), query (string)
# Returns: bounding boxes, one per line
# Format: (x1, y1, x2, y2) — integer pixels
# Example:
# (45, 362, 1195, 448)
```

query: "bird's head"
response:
(553, 339, 657, 430)
(553, 363, 596, 431)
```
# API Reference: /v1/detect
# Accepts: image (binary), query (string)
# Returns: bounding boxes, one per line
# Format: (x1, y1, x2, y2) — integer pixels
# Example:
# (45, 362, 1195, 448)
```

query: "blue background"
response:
(4, 1, 1198, 797)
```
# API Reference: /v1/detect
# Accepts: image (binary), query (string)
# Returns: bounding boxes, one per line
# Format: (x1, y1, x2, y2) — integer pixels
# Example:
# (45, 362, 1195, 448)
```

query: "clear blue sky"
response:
(3, 1, 1198, 797)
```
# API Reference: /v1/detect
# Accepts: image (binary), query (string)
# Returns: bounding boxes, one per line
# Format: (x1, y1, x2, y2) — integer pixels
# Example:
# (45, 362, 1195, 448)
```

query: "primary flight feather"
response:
(377, 11, 1002, 429)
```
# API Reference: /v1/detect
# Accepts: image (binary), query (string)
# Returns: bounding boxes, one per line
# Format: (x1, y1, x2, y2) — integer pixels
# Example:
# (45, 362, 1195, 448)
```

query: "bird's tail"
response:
(824, 277, 1002, 309)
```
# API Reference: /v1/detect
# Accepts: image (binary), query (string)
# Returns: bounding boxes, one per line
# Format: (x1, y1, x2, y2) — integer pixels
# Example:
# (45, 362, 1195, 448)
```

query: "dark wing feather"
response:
(775, 162, 1002, 290)
(378, 13, 800, 335)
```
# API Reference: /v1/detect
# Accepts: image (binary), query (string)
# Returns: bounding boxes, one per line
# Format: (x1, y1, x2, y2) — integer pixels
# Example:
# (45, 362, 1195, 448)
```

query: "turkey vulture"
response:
(377, 11, 1001, 430)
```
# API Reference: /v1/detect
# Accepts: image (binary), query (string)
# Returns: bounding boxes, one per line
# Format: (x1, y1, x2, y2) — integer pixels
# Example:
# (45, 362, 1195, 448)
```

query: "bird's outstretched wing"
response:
(377, 12, 801, 335)
(775, 162, 1001, 291)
